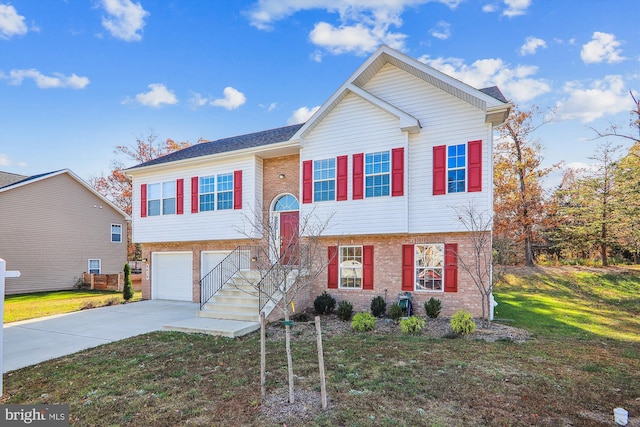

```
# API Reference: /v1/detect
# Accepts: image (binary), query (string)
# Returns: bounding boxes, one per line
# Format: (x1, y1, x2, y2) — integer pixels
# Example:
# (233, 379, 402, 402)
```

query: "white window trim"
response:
(365, 150, 390, 198)
(111, 223, 122, 243)
(339, 245, 363, 289)
(313, 158, 336, 202)
(88, 259, 101, 275)
(414, 243, 444, 292)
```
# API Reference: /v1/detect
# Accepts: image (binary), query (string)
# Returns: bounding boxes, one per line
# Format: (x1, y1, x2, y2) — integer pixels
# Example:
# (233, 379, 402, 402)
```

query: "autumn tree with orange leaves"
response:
(493, 105, 560, 266)
(90, 132, 191, 258)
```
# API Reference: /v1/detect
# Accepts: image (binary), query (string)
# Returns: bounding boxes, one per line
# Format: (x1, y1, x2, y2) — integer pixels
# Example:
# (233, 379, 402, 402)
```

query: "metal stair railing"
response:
(257, 244, 310, 313)
(199, 245, 268, 309)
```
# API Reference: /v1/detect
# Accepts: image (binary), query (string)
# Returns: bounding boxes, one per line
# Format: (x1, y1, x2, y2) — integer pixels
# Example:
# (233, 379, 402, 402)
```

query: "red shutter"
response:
(176, 179, 184, 214)
(140, 184, 147, 218)
(352, 153, 364, 200)
(444, 243, 458, 293)
(328, 246, 338, 288)
(302, 160, 313, 204)
(363, 245, 374, 290)
(234, 170, 242, 210)
(337, 155, 348, 201)
(402, 244, 414, 291)
(468, 140, 482, 192)
(191, 177, 199, 213)
(433, 145, 446, 195)
(391, 147, 404, 197)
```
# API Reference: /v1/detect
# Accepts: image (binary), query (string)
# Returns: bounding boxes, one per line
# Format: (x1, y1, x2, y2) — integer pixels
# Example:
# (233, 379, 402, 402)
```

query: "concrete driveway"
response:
(2, 300, 199, 372)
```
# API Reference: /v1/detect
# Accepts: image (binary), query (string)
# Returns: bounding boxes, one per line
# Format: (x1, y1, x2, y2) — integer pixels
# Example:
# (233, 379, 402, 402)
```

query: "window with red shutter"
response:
(302, 160, 313, 204)
(391, 147, 404, 197)
(191, 177, 199, 213)
(337, 155, 348, 201)
(444, 243, 458, 292)
(433, 145, 446, 195)
(176, 179, 184, 214)
(140, 184, 147, 217)
(363, 245, 374, 290)
(467, 140, 482, 192)
(402, 244, 414, 291)
(233, 170, 242, 209)
(327, 246, 338, 288)
(352, 153, 364, 200)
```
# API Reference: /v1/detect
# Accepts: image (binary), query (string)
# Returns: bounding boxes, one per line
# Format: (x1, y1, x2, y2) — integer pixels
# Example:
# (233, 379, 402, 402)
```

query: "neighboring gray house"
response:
(0, 169, 129, 294)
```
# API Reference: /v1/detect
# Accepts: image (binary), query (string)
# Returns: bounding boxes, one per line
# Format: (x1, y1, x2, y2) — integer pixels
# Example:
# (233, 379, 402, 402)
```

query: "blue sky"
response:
(1, 0, 638, 188)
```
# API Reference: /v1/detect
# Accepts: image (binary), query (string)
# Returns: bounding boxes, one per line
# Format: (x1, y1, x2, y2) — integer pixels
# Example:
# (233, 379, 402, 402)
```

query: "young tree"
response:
(234, 207, 334, 404)
(494, 105, 560, 266)
(123, 262, 134, 301)
(614, 142, 640, 262)
(455, 204, 494, 327)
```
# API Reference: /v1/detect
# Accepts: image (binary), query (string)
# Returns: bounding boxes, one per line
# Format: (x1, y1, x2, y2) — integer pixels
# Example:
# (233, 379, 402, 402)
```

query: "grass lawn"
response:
(3, 290, 143, 323)
(2, 266, 639, 426)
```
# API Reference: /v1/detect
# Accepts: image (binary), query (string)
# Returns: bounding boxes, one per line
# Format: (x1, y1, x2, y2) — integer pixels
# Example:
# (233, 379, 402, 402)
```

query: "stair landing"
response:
(163, 317, 260, 338)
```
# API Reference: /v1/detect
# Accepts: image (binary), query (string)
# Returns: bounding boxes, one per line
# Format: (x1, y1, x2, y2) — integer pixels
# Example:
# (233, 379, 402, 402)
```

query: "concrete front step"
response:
(197, 308, 259, 322)
(210, 294, 259, 306)
(202, 301, 258, 315)
(163, 317, 260, 338)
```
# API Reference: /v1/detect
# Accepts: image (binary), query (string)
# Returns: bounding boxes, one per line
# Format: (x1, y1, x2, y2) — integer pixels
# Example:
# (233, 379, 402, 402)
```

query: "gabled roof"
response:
(0, 169, 130, 219)
(0, 171, 29, 189)
(294, 45, 511, 139)
(128, 123, 304, 171)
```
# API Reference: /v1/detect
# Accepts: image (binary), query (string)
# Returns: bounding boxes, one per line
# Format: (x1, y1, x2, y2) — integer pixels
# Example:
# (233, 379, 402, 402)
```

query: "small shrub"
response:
(74, 276, 85, 289)
(351, 312, 376, 332)
(123, 263, 134, 301)
(370, 295, 387, 317)
(400, 316, 426, 334)
(388, 302, 403, 322)
(80, 301, 96, 310)
(314, 291, 336, 315)
(336, 300, 354, 321)
(424, 297, 442, 319)
(105, 297, 122, 306)
(450, 310, 476, 336)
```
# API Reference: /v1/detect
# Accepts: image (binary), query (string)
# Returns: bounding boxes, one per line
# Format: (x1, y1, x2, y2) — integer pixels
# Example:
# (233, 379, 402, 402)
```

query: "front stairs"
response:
(164, 271, 274, 338)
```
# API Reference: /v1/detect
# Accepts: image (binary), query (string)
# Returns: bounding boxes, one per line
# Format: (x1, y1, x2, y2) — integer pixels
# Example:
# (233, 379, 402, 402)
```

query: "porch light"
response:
(279, 173, 285, 179)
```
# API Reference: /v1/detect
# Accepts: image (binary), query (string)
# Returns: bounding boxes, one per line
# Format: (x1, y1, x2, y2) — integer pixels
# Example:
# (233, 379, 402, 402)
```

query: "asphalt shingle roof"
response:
(130, 123, 304, 169)
(0, 170, 62, 190)
(480, 86, 509, 104)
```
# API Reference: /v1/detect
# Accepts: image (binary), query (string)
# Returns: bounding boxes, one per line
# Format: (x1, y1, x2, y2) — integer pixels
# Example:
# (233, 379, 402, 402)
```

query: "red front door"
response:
(280, 211, 299, 265)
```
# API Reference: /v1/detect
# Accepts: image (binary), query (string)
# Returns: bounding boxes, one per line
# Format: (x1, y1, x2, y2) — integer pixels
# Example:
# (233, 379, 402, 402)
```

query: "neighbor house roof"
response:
(0, 171, 29, 189)
(128, 123, 304, 171)
(0, 169, 130, 219)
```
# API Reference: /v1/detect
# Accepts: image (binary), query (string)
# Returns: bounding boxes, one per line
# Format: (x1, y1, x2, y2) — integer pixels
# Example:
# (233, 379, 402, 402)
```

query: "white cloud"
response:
(287, 105, 320, 125)
(519, 36, 546, 56)
(430, 21, 451, 40)
(211, 87, 246, 110)
(503, 0, 531, 17)
(134, 83, 178, 107)
(2, 69, 90, 89)
(246, 0, 460, 56)
(556, 75, 633, 123)
(99, 0, 149, 42)
(580, 32, 626, 64)
(0, 153, 27, 167)
(482, 4, 498, 13)
(0, 4, 28, 39)
(418, 55, 550, 103)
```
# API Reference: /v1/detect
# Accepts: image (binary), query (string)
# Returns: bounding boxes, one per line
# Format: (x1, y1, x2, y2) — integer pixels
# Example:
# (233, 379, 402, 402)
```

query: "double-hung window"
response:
(415, 244, 443, 291)
(217, 173, 234, 210)
(313, 159, 336, 202)
(365, 151, 390, 197)
(88, 259, 101, 274)
(199, 176, 216, 211)
(447, 144, 466, 193)
(111, 224, 122, 243)
(146, 181, 176, 215)
(339, 246, 362, 289)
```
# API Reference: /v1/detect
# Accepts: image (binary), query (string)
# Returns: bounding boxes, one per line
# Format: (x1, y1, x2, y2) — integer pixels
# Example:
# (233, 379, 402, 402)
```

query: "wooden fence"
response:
(82, 273, 142, 291)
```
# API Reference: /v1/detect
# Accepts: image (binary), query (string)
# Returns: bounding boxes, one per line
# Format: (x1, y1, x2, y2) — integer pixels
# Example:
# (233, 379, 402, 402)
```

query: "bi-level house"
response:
(126, 46, 510, 323)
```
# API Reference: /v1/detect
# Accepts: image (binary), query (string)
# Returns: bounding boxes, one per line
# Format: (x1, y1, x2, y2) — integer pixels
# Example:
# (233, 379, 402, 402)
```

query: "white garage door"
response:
(201, 251, 231, 278)
(152, 252, 193, 301)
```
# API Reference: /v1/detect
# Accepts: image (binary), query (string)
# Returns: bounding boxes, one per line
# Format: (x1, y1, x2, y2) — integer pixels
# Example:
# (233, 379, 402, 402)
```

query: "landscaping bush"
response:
(450, 310, 476, 336)
(424, 297, 442, 319)
(314, 291, 336, 315)
(370, 295, 386, 317)
(400, 316, 426, 334)
(351, 312, 376, 332)
(388, 302, 403, 322)
(123, 263, 134, 301)
(336, 300, 354, 321)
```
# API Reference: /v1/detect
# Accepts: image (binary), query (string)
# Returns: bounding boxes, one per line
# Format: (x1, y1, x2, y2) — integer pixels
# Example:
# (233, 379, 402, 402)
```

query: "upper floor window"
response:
(111, 224, 122, 243)
(313, 159, 335, 202)
(447, 144, 466, 193)
(147, 182, 176, 216)
(340, 246, 362, 289)
(365, 151, 390, 197)
(217, 173, 234, 210)
(88, 259, 101, 274)
(415, 244, 443, 291)
(199, 176, 216, 212)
